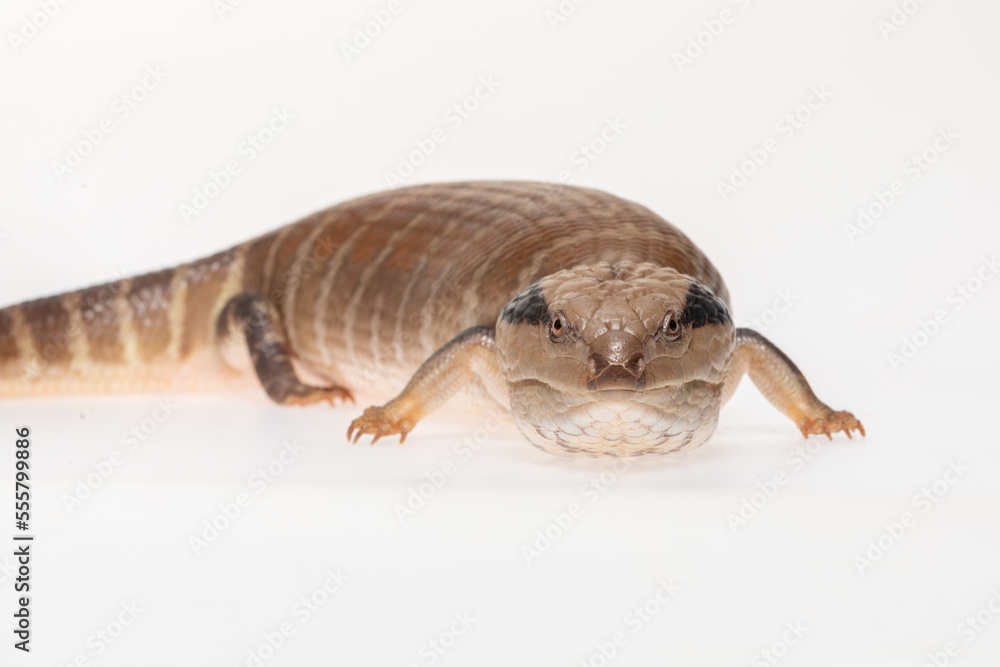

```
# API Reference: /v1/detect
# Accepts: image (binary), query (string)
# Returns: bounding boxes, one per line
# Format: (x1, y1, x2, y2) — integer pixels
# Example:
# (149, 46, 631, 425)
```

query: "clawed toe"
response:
(347, 405, 414, 444)
(798, 410, 865, 440)
(285, 386, 354, 407)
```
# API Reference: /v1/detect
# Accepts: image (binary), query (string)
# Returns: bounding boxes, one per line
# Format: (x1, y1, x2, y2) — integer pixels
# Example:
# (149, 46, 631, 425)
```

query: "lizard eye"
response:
(549, 312, 568, 339)
(662, 312, 681, 340)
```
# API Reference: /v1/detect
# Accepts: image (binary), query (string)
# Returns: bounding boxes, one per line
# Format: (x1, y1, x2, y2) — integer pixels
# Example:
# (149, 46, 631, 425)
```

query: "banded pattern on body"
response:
(0, 181, 724, 401)
(274, 181, 727, 401)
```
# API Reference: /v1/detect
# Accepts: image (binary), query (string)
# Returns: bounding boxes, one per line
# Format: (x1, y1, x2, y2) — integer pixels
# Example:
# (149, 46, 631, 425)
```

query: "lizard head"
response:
(495, 262, 735, 457)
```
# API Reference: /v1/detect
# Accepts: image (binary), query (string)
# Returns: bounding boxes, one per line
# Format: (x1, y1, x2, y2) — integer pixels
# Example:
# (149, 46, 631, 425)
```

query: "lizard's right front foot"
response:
(347, 405, 415, 444)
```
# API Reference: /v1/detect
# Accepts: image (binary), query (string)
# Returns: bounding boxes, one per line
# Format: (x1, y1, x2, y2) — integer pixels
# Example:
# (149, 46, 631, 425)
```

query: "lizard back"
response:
(0, 181, 726, 400)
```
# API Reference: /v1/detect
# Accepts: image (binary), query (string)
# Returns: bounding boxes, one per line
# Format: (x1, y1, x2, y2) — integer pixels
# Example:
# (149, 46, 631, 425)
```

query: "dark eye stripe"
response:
(500, 282, 548, 325)
(681, 282, 731, 328)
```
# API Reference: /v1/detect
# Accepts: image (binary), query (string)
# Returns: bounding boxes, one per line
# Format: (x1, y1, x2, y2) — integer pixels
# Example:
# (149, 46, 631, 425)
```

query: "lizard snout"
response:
(586, 331, 646, 391)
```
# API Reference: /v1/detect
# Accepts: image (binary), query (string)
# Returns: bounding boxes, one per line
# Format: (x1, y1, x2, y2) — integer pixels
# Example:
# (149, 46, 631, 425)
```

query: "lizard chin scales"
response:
(507, 380, 722, 457)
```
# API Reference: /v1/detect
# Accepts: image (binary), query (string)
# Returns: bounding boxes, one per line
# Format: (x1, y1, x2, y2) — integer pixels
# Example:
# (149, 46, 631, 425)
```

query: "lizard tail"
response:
(0, 249, 250, 397)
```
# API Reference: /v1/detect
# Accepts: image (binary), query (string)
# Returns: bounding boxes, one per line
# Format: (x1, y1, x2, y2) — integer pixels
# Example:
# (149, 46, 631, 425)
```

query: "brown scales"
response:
(0, 181, 862, 449)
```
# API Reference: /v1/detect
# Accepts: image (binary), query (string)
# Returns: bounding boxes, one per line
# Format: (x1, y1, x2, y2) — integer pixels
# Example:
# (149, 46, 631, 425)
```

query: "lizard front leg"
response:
(217, 292, 352, 406)
(348, 326, 503, 443)
(721, 328, 865, 439)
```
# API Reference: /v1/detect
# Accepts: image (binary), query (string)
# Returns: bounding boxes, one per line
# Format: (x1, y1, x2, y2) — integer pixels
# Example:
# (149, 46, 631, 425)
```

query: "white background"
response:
(2, 0, 999, 665)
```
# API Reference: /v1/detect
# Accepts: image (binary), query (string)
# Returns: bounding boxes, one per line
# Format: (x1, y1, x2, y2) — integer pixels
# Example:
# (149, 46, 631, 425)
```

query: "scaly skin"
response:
(0, 181, 863, 456)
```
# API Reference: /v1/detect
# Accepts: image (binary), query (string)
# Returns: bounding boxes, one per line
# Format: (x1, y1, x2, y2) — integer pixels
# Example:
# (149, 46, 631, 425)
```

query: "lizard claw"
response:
(798, 410, 865, 440)
(284, 385, 354, 407)
(347, 405, 414, 444)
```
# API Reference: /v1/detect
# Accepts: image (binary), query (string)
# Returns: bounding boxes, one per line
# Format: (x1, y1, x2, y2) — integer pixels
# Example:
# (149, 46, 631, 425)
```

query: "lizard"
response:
(0, 181, 863, 457)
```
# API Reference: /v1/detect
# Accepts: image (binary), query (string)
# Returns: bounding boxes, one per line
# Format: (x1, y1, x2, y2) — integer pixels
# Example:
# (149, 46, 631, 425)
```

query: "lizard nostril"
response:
(588, 352, 645, 379)
(627, 354, 645, 378)
(588, 353, 610, 378)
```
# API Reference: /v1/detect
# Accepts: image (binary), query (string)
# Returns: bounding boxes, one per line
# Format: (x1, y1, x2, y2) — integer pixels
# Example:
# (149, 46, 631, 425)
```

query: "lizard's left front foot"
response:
(798, 410, 866, 440)
(347, 405, 416, 444)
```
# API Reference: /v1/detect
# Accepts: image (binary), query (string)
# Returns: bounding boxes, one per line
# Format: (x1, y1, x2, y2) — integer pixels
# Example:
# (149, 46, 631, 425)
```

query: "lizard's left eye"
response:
(661, 312, 681, 340)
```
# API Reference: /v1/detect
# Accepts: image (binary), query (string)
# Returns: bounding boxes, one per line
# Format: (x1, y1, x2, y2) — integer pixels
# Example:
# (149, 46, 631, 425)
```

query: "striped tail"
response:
(0, 248, 252, 398)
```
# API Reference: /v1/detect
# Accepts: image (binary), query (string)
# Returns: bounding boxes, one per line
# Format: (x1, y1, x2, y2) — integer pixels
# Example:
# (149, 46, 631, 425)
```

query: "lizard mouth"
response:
(590, 388, 645, 401)
(586, 363, 647, 392)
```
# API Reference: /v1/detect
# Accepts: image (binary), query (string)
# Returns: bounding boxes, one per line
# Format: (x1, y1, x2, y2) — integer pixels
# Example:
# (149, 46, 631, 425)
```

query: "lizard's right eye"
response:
(549, 312, 568, 339)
